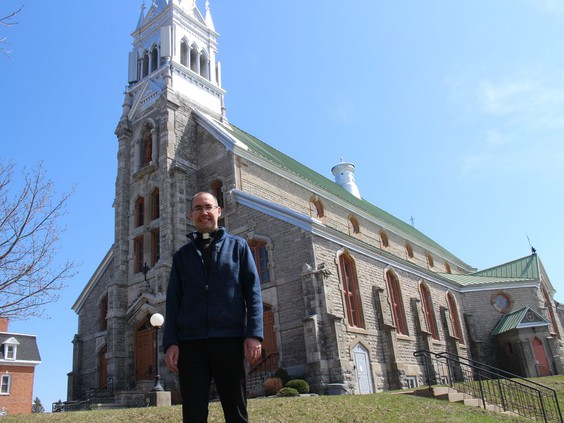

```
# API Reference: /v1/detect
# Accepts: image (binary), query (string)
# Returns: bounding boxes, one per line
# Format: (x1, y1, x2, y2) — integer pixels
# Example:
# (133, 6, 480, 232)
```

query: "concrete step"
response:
(463, 398, 482, 407)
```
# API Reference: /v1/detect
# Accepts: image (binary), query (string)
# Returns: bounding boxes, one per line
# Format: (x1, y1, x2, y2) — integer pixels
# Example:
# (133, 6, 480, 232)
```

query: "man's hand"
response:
(244, 337, 262, 364)
(165, 344, 179, 373)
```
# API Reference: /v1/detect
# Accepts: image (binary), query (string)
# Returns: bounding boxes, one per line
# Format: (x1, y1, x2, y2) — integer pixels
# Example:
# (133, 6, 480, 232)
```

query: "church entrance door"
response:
(532, 337, 551, 376)
(135, 317, 155, 380)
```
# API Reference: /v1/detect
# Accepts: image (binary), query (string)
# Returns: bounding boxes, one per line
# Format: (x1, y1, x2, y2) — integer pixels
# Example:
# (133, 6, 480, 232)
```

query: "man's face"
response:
(190, 193, 221, 233)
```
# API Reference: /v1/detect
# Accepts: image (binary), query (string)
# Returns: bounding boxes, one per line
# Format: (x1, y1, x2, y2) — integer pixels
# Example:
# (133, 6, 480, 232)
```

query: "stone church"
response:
(69, 0, 564, 406)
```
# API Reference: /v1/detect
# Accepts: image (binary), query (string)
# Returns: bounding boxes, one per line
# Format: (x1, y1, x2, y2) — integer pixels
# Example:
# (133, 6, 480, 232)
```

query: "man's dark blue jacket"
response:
(163, 227, 263, 352)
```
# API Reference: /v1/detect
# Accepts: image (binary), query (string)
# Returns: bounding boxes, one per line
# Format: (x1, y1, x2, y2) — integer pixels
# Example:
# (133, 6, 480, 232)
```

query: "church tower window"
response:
(142, 51, 149, 78)
(151, 45, 159, 72)
(140, 122, 154, 167)
(199, 50, 210, 79)
(151, 228, 160, 266)
(151, 188, 160, 220)
(180, 40, 189, 67)
(135, 196, 145, 227)
(134, 236, 144, 274)
(190, 44, 199, 74)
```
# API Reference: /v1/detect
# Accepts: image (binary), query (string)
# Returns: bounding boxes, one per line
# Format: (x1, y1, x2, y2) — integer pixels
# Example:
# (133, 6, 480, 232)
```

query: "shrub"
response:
(263, 377, 283, 396)
(285, 379, 310, 394)
(278, 387, 300, 397)
(274, 367, 290, 385)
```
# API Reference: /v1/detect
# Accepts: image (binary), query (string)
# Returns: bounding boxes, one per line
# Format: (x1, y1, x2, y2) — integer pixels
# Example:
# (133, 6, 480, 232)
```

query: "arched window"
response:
(348, 215, 360, 235)
(151, 45, 159, 72)
(134, 236, 144, 274)
(541, 284, 560, 339)
(419, 282, 439, 340)
(180, 40, 189, 67)
(99, 294, 108, 331)
(211, 180, 224, 209)
(249, 239, 270, 284)
(199, 50, 209, 79)
(142, 51, 149, 78)
(339, 253, 364, 328)
(135, 196, 145, 227)
(379, 230, 389, 248)
(140, 122, 154, 167)
(386, 270, 407, 335)
(151, 228, 160, 266)
(190, 44, 199, 73)
(447, 292, 464, 344)
(405, 243, 414, 259)
(310, 197, 324, 219)
(444, 262, 452, 274)
(426, 253, 434, 268)
(151, 188, 160, 220)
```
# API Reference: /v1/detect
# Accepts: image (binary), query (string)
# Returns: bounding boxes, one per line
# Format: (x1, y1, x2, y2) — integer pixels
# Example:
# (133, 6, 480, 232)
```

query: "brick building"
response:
(69, 1, 563, 406)
(0, 318, 41, 415)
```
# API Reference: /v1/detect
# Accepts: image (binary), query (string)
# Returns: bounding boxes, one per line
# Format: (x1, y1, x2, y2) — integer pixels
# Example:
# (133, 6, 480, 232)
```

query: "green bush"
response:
(274, 367, 290, 385)
(278, 387, 300, 397)
(263, 377, 283, 396)
(285, 379, 310, 394)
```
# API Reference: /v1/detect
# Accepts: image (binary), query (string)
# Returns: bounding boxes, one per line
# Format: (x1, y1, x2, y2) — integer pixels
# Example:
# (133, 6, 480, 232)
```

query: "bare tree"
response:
(1, 6, 24, 58)
(0, 161, 76, 320)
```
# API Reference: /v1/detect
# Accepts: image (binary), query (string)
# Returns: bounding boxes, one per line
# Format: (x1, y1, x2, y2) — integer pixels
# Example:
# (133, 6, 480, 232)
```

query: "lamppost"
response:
(150, 313, 165, 392)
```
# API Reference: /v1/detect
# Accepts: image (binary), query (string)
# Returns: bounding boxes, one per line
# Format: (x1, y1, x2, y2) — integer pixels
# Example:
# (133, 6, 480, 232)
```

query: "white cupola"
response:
(331, 159, 361, 199)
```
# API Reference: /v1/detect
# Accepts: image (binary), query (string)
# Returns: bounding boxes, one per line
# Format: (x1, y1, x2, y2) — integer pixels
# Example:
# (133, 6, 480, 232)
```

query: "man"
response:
(163, 192, 263, 422)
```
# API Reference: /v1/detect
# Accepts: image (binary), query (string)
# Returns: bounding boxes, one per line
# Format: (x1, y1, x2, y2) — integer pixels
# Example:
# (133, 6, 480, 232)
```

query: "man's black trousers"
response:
(178, 338, 248, 423)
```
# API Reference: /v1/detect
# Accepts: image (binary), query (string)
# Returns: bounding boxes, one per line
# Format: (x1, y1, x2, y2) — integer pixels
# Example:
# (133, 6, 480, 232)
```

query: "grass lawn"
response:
(5, 376, 564, 422)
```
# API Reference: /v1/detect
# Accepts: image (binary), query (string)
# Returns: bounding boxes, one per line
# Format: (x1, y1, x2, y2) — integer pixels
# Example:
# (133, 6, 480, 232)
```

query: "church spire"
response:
(205, 1, 215, 31)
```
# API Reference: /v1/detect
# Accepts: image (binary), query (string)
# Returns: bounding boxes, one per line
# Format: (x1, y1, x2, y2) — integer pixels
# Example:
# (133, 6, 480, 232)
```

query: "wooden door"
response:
(98, 345, 107, 389)
(532, 337, 551, 376)
(135, 318, 155, 380)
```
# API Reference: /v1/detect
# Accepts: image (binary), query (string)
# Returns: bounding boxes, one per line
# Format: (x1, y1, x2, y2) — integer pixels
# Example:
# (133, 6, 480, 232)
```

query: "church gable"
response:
(492, 306, 550, 336)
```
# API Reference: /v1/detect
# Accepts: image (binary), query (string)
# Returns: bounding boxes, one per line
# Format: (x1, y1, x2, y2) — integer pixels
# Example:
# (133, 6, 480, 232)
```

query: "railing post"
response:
(537, 391, 548, 423)
(497, 378, 507, 412)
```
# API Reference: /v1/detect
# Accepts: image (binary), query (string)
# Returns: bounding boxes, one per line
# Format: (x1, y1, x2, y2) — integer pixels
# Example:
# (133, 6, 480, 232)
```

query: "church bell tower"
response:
(106, 0, 227, 399)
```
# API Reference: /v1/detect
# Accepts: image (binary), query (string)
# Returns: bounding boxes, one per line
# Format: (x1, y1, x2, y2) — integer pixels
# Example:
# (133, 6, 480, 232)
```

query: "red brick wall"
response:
(0, 365, 35, 415)
(0, 318, 8, 332)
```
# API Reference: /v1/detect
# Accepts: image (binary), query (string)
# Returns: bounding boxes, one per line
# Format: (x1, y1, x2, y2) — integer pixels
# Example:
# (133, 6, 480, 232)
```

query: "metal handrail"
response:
(52, 378, 115, 412)
(414, 350, 562, 422)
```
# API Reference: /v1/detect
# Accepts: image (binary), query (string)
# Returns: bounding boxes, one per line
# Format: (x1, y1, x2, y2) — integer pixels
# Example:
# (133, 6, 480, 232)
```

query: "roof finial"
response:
(141, 0, 146, 12)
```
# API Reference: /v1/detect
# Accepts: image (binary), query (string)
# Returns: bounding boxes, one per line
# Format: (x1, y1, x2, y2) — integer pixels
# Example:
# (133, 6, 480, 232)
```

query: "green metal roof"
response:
(225, 123, 469, 268)
(472, 254, 539, 279)
(492, 306, 549, 336)
(436, 273, 536, 287)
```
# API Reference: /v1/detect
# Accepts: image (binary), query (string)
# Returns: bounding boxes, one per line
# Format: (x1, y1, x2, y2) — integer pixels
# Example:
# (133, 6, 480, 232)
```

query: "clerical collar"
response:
(197, 230, 217, 241)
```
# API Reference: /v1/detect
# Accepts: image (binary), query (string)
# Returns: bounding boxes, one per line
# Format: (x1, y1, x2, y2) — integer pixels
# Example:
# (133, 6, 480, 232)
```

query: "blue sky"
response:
(2, 0, 564, 411)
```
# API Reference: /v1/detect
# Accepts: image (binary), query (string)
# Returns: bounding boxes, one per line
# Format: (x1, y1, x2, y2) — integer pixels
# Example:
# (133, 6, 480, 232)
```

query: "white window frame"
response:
(4, 345, 16, 360)
(0, 374, 11, 395)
